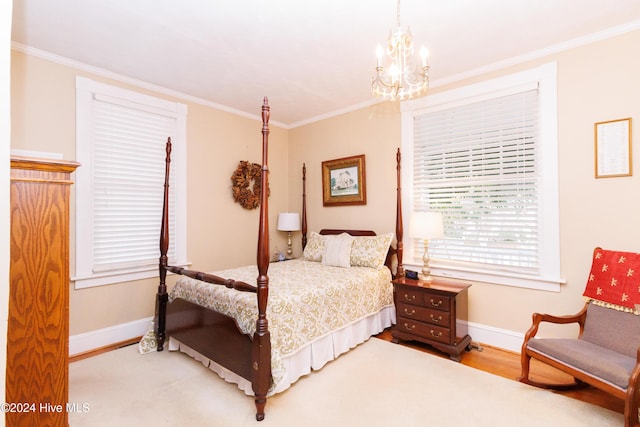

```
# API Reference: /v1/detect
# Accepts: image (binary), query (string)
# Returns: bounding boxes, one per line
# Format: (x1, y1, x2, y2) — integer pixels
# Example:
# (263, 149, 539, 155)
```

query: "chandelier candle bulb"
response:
(376, 45, 383, 67)
(420, 46, 428, 67)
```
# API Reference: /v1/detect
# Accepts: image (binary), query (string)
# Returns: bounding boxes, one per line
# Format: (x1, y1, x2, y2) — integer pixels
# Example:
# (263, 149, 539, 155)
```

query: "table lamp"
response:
(409, 211, 444, 282)
(277, 212, 301, 258)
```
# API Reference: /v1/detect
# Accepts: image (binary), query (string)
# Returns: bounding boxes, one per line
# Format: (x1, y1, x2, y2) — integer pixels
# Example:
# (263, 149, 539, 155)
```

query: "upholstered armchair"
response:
(519, 247, 640, 427)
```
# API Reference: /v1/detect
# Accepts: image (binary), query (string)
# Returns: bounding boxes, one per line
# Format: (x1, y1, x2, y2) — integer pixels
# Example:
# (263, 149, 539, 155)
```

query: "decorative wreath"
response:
(230, 160, 268, 210)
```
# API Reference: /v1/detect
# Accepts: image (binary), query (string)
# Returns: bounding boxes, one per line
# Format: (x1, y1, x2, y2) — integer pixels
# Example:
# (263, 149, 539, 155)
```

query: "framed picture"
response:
(322, 154, 366, 206)
(595, 118, 632, 178)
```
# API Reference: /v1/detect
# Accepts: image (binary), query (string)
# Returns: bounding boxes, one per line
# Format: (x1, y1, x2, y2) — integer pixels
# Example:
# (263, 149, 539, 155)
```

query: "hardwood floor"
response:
(375, 329, 625, 415)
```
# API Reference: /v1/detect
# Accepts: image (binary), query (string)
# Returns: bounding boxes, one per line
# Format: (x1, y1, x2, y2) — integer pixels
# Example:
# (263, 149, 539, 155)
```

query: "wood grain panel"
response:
(7, 157, 78, 427)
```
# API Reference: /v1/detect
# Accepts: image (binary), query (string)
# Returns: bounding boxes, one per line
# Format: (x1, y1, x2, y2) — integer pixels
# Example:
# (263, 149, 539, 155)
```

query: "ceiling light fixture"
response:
(371, 0, 430, 101)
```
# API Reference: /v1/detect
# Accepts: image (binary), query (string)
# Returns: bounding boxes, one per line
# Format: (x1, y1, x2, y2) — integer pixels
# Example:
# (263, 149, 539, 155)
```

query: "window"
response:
(401, 63, 561, 291)
(74, 77, 187, 288)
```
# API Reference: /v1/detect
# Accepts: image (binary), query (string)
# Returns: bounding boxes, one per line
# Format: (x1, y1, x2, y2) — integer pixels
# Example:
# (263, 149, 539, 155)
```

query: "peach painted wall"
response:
(289, 30, 640, 338)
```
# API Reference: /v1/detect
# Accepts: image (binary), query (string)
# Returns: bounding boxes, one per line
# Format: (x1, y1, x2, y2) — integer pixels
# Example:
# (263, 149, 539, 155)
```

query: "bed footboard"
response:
(166, 298, 253, 380)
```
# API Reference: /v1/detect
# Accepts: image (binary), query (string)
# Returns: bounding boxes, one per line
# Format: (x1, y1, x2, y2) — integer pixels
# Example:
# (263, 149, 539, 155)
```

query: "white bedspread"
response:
(168, 259, 395, 394)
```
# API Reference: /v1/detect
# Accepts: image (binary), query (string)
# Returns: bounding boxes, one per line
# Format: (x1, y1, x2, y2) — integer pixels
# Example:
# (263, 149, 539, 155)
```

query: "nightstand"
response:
(391, 276, 471, 362)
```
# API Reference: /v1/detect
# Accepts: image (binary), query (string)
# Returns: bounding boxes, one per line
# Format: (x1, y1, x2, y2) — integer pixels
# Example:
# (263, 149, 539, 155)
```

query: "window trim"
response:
(73, 76, 188, 289)
(401, 63, 563, 291)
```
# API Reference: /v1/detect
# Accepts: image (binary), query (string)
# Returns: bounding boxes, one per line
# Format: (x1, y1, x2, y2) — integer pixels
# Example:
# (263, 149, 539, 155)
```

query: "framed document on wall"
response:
(595, 117, 632, 178)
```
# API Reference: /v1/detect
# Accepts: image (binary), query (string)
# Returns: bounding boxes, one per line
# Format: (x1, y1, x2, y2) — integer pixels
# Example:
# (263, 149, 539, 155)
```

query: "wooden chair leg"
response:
(517, 349, 532, 384)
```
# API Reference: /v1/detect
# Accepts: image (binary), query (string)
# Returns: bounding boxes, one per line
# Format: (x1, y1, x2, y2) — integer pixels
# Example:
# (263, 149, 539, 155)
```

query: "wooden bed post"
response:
(395, 148, 404, 278)
(252, 97, 272, 421)
(155, 137, 172, 351)
(301, 163, 307, 249)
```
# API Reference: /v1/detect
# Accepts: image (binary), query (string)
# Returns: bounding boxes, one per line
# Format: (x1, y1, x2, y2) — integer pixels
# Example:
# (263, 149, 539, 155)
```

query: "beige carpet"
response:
(69, 338, 623, 426)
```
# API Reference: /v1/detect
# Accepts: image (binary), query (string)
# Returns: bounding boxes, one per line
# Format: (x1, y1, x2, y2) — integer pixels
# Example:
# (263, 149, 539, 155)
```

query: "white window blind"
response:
(75, 77, 187, 288)
(92, 97, 176, 272)
(402, 63, 561, 291)
(413, 90, 539, 275)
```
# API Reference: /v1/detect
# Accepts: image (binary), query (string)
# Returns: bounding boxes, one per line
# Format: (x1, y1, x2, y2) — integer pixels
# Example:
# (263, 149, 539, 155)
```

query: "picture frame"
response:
(595, 117, 632, 178)
(322, 154, 366, 206)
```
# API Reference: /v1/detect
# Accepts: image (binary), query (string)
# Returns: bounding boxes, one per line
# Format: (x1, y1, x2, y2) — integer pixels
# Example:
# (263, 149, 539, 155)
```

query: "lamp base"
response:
(286, 231, 293, 259)
(418, 272, 434, 283)
(420, 238, 434, 283)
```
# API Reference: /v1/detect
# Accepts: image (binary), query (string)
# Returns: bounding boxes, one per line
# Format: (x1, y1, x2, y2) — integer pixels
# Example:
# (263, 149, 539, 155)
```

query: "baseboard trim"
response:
(460, 320, 524, 353)
(69, 337, 142, 363)
(69, 317, 153, 357)
(70, 316, 523, 358)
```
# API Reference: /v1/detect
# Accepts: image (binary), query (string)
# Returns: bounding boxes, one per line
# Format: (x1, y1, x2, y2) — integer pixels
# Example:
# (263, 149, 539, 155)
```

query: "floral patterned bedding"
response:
(168, 258, 393, 390)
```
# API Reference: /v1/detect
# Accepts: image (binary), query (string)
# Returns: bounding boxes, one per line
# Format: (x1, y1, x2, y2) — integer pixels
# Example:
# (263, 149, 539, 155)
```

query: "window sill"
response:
(403, 262, 565, 292)
(72, 261, 191, 289)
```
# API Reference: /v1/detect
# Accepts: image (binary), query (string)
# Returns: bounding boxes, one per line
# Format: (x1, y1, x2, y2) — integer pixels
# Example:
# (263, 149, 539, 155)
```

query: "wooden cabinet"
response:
(392, 276, 471, 362)
(7, 157, 79, 427)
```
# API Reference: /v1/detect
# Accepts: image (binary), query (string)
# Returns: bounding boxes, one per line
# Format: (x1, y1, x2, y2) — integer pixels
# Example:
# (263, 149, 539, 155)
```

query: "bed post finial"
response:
(395, 148, 404, 278)
(262, 97, 270, 132)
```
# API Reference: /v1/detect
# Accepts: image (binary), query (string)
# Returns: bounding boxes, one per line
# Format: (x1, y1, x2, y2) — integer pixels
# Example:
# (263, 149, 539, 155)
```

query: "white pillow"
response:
(322, 234, 354, 268)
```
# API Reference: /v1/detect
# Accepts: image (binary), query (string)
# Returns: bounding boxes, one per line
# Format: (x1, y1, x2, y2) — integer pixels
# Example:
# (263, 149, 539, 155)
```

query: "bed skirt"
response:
(168, 305, 396, 396)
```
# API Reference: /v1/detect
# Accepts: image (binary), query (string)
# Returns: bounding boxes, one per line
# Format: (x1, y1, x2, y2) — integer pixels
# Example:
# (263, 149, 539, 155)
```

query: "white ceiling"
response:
(11, 0, 640, 128)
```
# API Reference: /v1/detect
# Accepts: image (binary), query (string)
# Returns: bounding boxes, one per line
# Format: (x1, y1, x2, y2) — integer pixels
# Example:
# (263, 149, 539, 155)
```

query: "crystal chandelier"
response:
(371, 0, 430, 101)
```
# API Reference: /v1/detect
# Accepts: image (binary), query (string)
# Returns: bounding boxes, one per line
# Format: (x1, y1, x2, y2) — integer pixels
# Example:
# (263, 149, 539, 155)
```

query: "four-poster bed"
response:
(154, 97, 405, 421)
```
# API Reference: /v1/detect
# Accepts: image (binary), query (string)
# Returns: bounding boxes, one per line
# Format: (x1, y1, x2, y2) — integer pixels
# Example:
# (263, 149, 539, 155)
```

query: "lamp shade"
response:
(409, 211, 444, 239)
(277, 212, 301, 232)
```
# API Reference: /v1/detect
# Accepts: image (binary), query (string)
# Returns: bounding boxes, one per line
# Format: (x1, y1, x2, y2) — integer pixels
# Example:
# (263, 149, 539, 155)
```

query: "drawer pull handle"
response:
(403, 294, 416, 302)
(430, 330, 443, 338)
(403, 308, 416, 316)
(430, 314, 442, 323)
(430, 298, 443, 307)
(403, 323, 416, 331)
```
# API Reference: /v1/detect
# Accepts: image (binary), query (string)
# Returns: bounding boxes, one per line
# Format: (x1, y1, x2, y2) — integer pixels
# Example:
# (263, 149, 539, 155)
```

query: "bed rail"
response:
(165, 266, 257, 293)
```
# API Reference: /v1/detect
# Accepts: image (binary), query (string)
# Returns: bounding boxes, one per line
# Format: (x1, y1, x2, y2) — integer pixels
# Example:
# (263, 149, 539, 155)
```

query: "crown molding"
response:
(11, 42, 288, 129)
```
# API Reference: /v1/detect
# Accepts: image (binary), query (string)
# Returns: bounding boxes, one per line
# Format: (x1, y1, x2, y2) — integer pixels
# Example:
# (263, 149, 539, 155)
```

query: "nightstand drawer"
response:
(423, 293, 451, 312)
(396, 287, 451, 311)
(397, 319, 451, 345)
(397, 302, 450, 326)
(396, 287, 423, 305)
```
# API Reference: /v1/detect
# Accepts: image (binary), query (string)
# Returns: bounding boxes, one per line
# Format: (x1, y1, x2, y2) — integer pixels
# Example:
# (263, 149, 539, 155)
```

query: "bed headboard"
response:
(319, 229, 376, 237)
